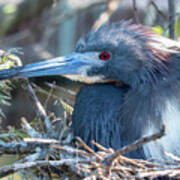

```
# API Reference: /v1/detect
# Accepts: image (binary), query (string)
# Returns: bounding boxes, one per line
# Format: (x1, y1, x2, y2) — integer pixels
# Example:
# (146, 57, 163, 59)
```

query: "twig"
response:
(0, 140, 47, 154)
(33, 83, 60, 99)
(20, 151, 42, 163)
(33, 83, 74, 108)
(24, 138, 60, 144)
(44, 81, 55, 110)
(0, 133, 20, 140)
(45, 82, 76, 96)
(165, 152, 180, 161)
(133, 168, 180, 179)
(149, 0, 167, 20)
(132, 0, 140, 24)
(102, 125, 165, 166)
(0, 159, 90, 178)
(21, 117, 42, 138)
(22, 79, 56, 137)
(76, 137, 103, 161)
(51, 145, 91, 157)
(91, 140, 113, 153)
(92, 0, 119, 30)
(168, 0, 176, 39)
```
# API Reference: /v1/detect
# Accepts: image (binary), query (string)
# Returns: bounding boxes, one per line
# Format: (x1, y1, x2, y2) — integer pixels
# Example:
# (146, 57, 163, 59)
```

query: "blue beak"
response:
(0, 52, 105, 83)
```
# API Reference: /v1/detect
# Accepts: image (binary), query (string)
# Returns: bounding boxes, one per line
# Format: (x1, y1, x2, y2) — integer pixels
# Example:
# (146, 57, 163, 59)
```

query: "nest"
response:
(0, 80, 179, 179)
(0, 49, 180, 179)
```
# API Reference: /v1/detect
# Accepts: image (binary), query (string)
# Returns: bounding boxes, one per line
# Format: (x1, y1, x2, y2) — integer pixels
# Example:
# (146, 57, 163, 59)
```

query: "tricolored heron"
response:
(0, 21, 180, 160)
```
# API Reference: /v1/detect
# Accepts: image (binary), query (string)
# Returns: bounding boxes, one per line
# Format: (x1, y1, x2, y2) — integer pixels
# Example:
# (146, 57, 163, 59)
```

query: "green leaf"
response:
(175, 15, 180, 39)
(0, 48, 22, 116)
(152, 26, 164, 35)
(8, 126, 28, 138)
(3, 4, 17, 15)
(60, 100, 73, 114)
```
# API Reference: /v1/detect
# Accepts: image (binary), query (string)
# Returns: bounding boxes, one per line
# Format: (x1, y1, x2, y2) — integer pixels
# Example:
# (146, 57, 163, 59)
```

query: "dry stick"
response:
(0, 133, 20, 140)
(91, 140, 112, 153)
(117, 155, 145, 169)
(0, 141, 49, 154)
(44, 81, 55, 110)
(23, 79, 55, 136)
(33, 83, 60, 99)
(76, 137, 103, 161)
(133, 169, 180, 179)
(51, 145, 91, 157)
(168, 0, 175, 39)
(34, 83, 74, 110)
(24, 138, 60, 144)
(132, 0, 140, 24)
(21, 117, 41, 138)
(45, 82, 76, 96)
(0, 159, 91, 178)
(102, 125, 165, 166)
(92, 0, 119, 30)
(150, 0, 167, 20)
(165, 152, 180, 161)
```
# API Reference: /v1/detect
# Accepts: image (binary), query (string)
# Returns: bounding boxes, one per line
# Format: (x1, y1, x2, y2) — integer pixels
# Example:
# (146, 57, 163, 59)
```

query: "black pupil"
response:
(103, 53, 108, 57)
(99, 51, 110, 60)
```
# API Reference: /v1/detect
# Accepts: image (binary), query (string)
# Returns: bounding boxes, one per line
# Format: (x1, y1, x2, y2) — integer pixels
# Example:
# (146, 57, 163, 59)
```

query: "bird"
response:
(0, 21, 180, 160)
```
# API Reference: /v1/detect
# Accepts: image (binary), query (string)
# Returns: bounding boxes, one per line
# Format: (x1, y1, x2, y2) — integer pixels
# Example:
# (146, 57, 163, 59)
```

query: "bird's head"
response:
(74, 21, 180, 88)
(0, 21, 179, 88)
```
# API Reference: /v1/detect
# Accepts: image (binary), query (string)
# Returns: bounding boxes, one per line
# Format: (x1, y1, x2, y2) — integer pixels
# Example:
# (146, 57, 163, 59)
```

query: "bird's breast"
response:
(72, 84, 126, 151)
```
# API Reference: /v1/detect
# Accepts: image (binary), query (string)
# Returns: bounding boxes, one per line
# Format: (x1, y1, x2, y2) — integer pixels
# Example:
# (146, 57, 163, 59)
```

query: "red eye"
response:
(99, 51, 111, 61)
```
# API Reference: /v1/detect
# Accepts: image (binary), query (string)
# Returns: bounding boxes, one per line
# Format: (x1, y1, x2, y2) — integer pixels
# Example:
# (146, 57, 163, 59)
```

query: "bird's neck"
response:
(122, 79, 180, 159)
(72, 83, 126, 150)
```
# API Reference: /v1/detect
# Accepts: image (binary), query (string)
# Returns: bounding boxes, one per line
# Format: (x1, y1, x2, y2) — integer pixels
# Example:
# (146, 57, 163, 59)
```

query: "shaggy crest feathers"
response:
(76, 20, 180, 61)
(75, 21, 180, 87)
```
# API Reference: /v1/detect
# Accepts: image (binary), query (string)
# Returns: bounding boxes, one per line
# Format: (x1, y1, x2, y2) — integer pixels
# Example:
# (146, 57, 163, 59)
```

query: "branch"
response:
(0, 159, 90, 178)
(102, 125, 165, 166)
(21, 118, 42, 138)
(92, 0, 119, 30)
(149, 0, 167, 20)
(0, 140, 45, 154)
(22, 79, 56, 137)
(168, 0, 176, 39)
(132, 0, 140, 24)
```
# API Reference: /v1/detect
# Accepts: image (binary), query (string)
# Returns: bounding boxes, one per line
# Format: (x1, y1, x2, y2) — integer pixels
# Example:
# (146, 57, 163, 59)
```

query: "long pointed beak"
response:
(0, 52, 106, 83)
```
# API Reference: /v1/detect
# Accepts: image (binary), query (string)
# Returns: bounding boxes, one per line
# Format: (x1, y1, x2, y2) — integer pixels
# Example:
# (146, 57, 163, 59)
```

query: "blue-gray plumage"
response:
(0, 21, 180, 160)
(72, 84, 124, 151)
(72, 83, 145, 159)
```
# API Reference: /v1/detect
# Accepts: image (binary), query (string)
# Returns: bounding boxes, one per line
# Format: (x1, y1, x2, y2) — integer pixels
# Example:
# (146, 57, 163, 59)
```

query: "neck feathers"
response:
(122, 80, 180, 160)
